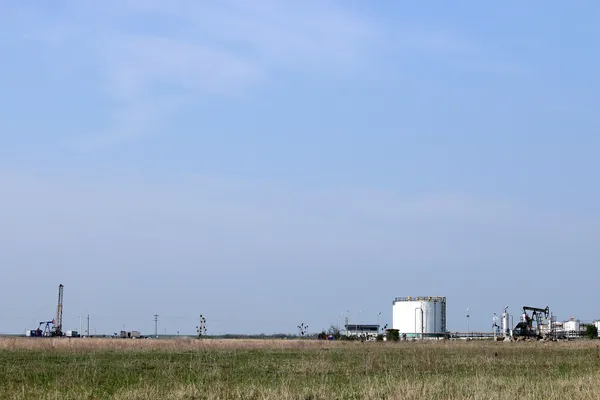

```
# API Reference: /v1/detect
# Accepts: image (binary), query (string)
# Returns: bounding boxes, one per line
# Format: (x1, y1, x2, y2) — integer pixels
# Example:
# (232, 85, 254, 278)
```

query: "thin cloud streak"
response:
(2, 2, 526, 149)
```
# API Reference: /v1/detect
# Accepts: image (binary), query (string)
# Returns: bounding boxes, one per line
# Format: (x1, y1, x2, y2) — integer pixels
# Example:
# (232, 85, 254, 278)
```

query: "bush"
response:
(586, 325, 598, 339)
(386, 329, 400, 342)
(327, 325, 341, 340)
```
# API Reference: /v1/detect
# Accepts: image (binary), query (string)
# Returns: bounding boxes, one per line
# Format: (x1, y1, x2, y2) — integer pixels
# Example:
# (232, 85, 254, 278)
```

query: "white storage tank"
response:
(564, 317, 580, 333)
(392, 296, 446, 339)
(594, 321, 600, 337)
(501, 307, 510, 337)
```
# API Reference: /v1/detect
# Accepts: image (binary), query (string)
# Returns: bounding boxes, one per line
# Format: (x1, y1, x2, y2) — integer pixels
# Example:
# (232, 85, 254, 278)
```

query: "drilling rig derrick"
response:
(52, 284, 64, 337)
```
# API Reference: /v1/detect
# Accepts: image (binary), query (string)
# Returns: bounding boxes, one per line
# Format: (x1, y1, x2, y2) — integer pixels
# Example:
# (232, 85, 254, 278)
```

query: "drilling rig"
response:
(26, 284, 65, 337)
(51, 284, 64, 337)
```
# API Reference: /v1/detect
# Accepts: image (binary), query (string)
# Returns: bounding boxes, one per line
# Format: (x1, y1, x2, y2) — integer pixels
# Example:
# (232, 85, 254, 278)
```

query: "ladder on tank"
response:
(440, 300, 447, 336)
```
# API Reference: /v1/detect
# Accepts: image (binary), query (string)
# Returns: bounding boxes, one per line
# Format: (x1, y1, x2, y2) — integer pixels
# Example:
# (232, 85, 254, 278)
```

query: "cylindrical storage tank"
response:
(502, 312, 510, 336)
(392, 296, 446, 339)
(594, 321, 600, 337)
(564, 318, 580, 332)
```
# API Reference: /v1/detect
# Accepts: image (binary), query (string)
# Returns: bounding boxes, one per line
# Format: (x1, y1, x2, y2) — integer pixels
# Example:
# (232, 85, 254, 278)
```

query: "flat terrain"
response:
(1, 337, 599, 399)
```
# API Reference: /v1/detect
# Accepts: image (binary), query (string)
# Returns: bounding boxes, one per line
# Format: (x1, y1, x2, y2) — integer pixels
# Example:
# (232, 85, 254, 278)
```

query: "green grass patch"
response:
(0, 339, 598, 399)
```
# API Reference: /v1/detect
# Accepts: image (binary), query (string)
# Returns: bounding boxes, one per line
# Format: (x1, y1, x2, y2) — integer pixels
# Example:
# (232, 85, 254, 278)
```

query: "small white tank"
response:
(594, 321, 600, 337)
(548, 315, 556, 334)
(564, 318, 580, 332)
(501, 309, 510, 337)
(521, 312, 528, 323)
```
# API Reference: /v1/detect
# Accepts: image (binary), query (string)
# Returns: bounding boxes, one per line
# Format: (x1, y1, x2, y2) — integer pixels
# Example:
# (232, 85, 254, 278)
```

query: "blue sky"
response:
(1, 1, 599, 335)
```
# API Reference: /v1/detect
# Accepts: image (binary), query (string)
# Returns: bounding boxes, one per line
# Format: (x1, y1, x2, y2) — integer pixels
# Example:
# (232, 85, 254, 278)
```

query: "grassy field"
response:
(1, 338, 599, 399)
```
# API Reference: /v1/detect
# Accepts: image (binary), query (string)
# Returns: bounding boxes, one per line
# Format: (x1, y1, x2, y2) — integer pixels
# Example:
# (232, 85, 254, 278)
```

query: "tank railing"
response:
(394, 296, 446, 303)
(450, 332, 497, 339)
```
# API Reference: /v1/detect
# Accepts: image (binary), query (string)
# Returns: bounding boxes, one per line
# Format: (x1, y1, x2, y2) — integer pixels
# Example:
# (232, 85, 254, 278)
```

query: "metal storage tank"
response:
(501, 307, 511, 337)
(594, 321, 600, 337)
(564, 317, 580, 332)
(392, 296, 446, 339)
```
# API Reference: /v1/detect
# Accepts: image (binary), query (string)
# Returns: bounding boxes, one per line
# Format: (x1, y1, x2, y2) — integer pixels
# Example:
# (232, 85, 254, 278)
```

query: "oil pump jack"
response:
(513, 305, 549, 339)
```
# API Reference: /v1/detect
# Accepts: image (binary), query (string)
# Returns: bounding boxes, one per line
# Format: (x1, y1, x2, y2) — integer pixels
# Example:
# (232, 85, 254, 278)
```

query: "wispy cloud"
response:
(3, 1, 525, 150)
(119, 0, 377, 71)
(14, 1, 377, 149)
(101, 36, 263, 101)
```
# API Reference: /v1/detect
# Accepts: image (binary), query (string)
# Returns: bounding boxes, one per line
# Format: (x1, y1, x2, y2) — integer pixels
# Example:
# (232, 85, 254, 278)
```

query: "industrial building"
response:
(344, 324, 380, 340)
(389, 296, 599, 341)
(545, 317, 599, 339)
(19, 284, 600, 340)
(392, 296, 447, 339)
(118, 330, 141, 339)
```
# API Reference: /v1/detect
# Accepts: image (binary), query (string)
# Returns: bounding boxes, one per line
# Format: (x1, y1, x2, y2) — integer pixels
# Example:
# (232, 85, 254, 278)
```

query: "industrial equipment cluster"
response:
(24, 285, 600, 341)
(345, 296, 600, 341)
(25, 284, 148, 339)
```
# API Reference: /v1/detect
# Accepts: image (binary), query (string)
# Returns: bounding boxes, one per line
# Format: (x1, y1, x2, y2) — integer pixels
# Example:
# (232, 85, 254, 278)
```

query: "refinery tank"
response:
(564, 318, 580, 332)
(564, 317, 581, 338)
(501, 307, 511, 337)
(392, 296, 446, 339)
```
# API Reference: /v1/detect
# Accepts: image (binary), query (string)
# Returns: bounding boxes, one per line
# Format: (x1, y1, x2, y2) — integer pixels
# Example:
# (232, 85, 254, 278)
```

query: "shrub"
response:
(386, 329, 400, 342)
(585, 324, 598, 339)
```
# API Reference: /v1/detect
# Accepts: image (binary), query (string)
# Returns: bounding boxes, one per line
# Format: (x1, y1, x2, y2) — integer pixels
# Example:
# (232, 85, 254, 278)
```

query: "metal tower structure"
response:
(53, 284, 64, 337)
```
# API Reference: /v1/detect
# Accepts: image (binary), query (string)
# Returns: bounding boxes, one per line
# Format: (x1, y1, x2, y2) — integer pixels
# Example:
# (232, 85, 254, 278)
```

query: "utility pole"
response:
(87, 315, 90, 338)
(466, 308, 470, 337)
(79, 314, 82, 337)
(154, 314, 159, 338)
(345, 310, 349, 337)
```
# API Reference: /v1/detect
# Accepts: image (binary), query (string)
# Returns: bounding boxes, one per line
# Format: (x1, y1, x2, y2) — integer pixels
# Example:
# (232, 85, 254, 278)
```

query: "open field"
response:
(1, 338, 599, 399)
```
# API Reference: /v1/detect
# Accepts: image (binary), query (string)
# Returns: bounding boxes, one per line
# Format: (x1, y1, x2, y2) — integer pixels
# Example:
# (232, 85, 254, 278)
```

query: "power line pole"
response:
(87, 315, 90, 338)
(154, 314, 159, 339)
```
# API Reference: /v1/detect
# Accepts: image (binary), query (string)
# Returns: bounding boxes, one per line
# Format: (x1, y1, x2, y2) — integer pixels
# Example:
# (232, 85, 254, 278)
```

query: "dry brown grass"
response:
(0, 337, 350, 351)
(2, 336, 598, 351)
(1, 337, 599, 399)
